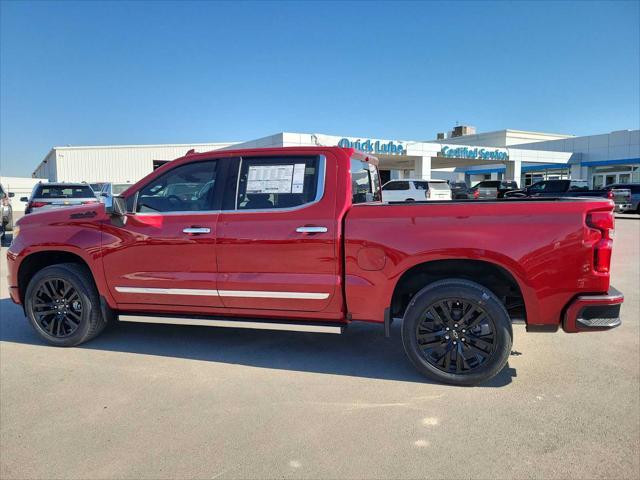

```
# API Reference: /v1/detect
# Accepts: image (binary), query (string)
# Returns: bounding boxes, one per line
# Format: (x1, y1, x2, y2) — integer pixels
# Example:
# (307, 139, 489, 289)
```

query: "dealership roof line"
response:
(49, 142, 239, 151)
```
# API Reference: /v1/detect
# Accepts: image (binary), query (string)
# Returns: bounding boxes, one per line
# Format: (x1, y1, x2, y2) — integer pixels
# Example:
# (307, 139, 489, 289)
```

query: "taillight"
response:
(81, 200, 98, 204)
(426, 190, 431, 199)
(473, 189, 479, 199)
(607, 189, 614, 200)
(29, 201, 47, 209)
(586, 210, 614, 273)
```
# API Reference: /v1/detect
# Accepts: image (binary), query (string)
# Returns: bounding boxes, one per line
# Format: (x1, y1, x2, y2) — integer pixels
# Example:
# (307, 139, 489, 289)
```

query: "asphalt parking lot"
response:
(1, 216, 638, 480)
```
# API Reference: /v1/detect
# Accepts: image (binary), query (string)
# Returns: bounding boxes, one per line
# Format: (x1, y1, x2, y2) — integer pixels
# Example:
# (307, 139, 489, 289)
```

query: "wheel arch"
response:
(17, 249, 106, 306)
(390, 258, 528, 323)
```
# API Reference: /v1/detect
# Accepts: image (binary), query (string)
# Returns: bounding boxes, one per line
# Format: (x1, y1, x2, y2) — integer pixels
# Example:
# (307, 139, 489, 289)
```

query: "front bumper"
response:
(6, 248, 21, 305)
(562, 287, 624, 333)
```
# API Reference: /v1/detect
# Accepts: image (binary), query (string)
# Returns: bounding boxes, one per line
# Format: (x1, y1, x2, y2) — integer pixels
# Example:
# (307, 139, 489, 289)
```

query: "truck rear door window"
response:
(236, 156, 319, 210)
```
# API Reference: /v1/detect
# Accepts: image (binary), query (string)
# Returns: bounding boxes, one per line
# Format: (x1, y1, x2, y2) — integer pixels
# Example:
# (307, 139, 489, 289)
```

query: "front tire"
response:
(401, 279, 512, 386)
(25, 263, 107, 347)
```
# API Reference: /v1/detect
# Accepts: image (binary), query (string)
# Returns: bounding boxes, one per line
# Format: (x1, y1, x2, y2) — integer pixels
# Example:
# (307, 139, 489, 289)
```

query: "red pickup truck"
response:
(6, 147, 624, 386)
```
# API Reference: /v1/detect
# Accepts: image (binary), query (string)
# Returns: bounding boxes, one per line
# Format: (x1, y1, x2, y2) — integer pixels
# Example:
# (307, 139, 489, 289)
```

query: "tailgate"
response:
(611, 188, 631, 204)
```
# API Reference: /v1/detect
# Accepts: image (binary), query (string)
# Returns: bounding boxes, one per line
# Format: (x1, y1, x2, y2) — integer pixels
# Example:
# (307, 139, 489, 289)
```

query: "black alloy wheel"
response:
(402, 279, 512, 386)
(31, 278, 83, 338)
(416, 299, 496, 374)
(25, 263, 108, 347)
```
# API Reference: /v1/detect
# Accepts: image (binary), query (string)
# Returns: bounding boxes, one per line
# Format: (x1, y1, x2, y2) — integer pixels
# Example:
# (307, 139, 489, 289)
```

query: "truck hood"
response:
(16, 202, 106, 227)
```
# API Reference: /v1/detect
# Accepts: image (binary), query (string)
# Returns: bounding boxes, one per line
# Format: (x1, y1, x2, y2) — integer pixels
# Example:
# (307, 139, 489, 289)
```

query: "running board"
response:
(118, 314, 345, 334)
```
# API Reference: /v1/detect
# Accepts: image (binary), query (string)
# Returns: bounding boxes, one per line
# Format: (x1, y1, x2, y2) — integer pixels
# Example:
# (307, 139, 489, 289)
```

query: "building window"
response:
(591, 165, 639, 188)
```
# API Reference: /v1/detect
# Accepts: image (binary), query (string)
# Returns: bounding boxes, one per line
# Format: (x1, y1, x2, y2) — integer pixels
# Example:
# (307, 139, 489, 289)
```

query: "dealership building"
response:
(32, 127, 639, 189)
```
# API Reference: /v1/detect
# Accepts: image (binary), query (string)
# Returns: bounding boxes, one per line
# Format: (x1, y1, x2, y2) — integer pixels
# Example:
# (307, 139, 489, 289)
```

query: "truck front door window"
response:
(135, 160, 218, 213)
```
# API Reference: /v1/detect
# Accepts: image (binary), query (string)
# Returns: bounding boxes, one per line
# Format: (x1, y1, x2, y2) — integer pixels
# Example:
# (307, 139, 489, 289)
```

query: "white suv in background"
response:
(381, 179, 452, 202)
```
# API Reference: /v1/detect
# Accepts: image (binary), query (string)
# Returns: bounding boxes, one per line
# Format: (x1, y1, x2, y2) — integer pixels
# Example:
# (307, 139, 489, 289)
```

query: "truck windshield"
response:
(350, 159, 381, 204)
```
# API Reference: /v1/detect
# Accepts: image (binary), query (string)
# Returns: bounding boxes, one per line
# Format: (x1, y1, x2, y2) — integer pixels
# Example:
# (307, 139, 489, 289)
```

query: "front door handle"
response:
(183, 227, 211, 235)
(296, 226, 328, 234)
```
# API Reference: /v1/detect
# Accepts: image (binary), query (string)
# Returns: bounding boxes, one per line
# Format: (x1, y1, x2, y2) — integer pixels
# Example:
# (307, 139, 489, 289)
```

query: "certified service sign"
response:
(441, 145, 509, 161)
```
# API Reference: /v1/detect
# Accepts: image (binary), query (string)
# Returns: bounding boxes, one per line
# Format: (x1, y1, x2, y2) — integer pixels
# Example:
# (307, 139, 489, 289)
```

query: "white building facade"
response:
(30, 129, 639, 189)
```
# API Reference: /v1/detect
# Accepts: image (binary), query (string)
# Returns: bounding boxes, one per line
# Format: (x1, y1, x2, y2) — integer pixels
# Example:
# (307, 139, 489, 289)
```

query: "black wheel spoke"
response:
(437, 301, 454, 324)
(459, 305, 478, 325)
(61, 283, 73, 300)
(443, 347, 453, 370)
(468, 335, 493, 350)
(427, 307, 445, 325)
(45, 318, 55, 333)
(466, 342, 490, 359)
(417, 329, 445, 341)
(466, 313, 487, 330)
(64, 316, 79, 328)
(44, 281, 58, 301)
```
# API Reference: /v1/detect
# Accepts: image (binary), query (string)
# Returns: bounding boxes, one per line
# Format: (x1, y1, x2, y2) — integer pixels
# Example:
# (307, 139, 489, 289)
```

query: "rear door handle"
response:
(183, 227, 211, 235)
(296, 226, 328, 234)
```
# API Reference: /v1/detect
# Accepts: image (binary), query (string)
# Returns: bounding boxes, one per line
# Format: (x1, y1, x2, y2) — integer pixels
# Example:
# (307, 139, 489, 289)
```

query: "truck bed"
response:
(344, 197, 613, 328)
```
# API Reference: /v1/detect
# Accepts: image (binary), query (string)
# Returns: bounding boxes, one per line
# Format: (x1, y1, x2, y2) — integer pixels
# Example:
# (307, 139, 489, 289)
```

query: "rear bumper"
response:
(562, 287, 624, 333)
(615, 203, 632, 212)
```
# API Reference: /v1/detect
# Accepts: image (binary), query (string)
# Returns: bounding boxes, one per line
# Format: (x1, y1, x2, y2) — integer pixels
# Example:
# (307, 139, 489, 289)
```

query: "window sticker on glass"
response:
(246, 164, 306, 194)
(292, 163, 306, 193)
(247, 164, 294, 193)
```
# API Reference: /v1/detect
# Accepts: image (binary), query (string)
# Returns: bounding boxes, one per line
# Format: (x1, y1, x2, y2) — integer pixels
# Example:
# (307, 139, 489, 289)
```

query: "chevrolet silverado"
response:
(6, 147, 624, 385)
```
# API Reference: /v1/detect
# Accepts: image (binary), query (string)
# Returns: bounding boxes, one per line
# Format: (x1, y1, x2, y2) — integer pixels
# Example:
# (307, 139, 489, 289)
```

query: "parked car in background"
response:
(1, 182, 15, 238)
(89, 182, 107, 195)
(469, 180, 519, 199)
(449, 181, 470, 199)
(98, 182, 134, 199)
(504, 179, 631, 212)
(382, 179, 452, 202)
(21, 183, 98, 215)
(505, 179, 592, 197)
(605, 183, 640, 213)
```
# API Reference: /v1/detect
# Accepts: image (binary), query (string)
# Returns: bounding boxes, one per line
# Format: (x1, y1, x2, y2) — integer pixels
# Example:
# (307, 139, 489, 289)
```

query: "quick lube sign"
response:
(441, 146, 509, 161)
(338, 138, 406, 155)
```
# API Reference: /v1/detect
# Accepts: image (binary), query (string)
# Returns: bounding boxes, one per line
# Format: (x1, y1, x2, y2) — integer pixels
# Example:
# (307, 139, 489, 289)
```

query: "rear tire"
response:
(401, 279, 512, 386)
(24, 263, 107, 347)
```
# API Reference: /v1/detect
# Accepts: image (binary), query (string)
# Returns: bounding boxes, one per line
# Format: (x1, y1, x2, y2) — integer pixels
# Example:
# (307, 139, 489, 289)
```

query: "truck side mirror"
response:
(20, 197, 28, 202)
(105, 195, 127, 216)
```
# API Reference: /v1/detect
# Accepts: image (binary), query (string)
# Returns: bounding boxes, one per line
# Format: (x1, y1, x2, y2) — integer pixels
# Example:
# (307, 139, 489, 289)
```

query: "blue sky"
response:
(1, 0, 639, 177)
